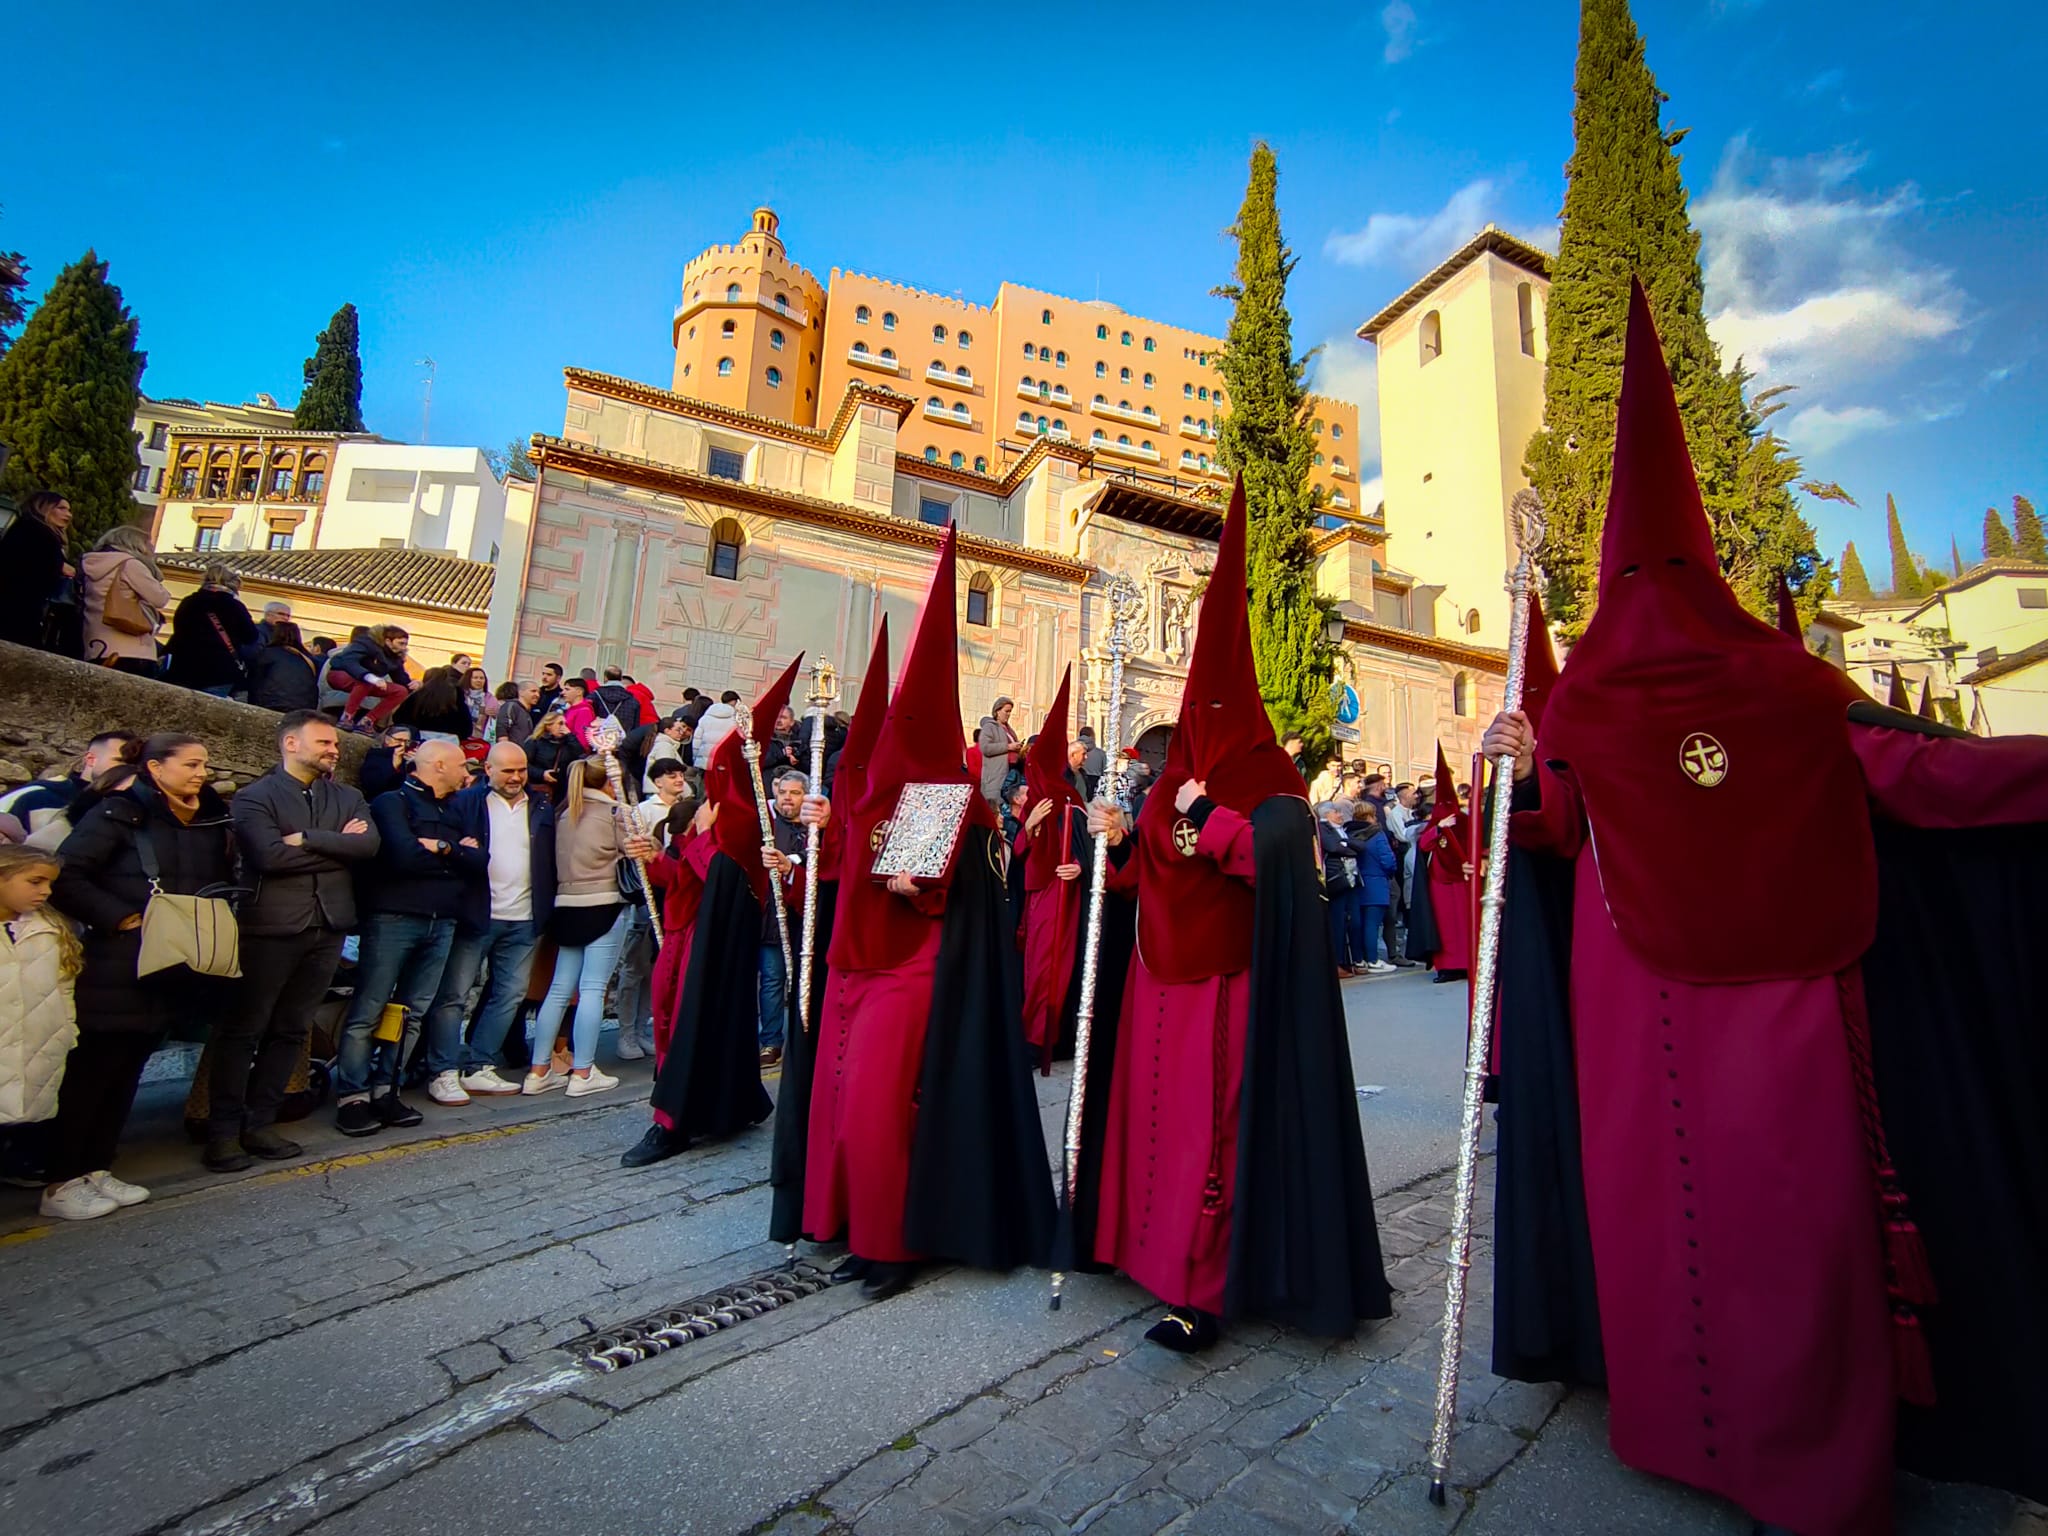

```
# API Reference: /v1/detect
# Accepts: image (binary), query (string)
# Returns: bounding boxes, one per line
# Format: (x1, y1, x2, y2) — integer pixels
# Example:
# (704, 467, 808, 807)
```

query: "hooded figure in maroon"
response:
(1486, 281, 2048, 1529)
(803, 529, 1054, 1293)
(1409, 742, 1473, 978)
(623, 655, 802, 1167)
(1084, 478, 1391, 1350)
(1014, 666, 1092, 1071)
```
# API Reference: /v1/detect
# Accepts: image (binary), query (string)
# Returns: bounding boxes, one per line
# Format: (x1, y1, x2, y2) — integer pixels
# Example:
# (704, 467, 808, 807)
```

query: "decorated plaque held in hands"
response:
(870, 782, 975, 883)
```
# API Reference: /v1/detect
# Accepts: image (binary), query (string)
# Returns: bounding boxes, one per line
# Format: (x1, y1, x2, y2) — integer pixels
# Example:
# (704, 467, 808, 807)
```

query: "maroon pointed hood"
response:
(831, 616, 890, 821)
(1022, 666, 1081, 891)
(1520, 583, 1562, 733)
(1888, 667, 1912, 712)
(1776, 573, 1802, 641)
(1916, 679, 1939, 722)
(707, 652, 803, 902)
(1539, 279, 1872, 984)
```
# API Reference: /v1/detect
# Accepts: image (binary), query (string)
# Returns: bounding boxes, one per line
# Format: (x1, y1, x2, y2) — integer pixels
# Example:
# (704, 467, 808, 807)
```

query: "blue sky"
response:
(11, 1, 2044, 571)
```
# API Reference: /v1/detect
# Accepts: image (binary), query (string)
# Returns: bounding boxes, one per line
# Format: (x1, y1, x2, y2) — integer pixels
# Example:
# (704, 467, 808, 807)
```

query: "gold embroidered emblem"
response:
(869, 820, 891, 851)
(1171, 817, 1200, 856)
(1679, 733, 1729, 788)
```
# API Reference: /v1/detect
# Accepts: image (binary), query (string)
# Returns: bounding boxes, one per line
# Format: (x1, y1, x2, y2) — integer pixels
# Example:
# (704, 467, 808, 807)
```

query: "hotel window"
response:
(717, 357, 734, 376)
(853, 340, 870, 355)
(1053, 418, 1066, 433)
(1332, 424, 1344, 440)
(1037, 415, 1049, 433)
(1018, 411, 1035, 428)
(1143, 373, 1154, 388)
(1141, 440, 1153, 453)
(952, 402, 969, 421)
(966, 573, 993, 627)
(1118, 399, 1130, 411)
(1042, 309, 1053, 324)
(775, 292, 789, 311)
(1143, 337, 1155, 351)
(1313, 420, 1324, 435)
(1118, 434, 1131, 446)
(1420, 309, 1443, 363)
(930, 359, 946, 376)
(1198, 351, 1208, 365)
(1120, 331, 1132, 346)
(950, 451, 965, 469)
(720, 320, 736, 338)
(725, 283, 741, 301)
(302, 469, 325, 496)
(856, 305, 871, 323)
(1333, 457, 1346, 473)
(882, 311, 897, 330)
(1095, 362, 1107, 378)
(1021, 374, 1034, 389)
(1093, 393, 1106, 405)
(1197, 386, 1209, 401)
(1054, 351, 1066, 368)
(147, 422, 168, 450)
(1518, 282, 1537, 356)
(958, 330, 973, 349)
(1214, 389, 1225, 404)
(1037, 346, 1051, 361)
(270, 467, 293, 494)
(1184, 383, 1194, 398)
(1092, 429, 1106, 443)
(266, 528, 293, 551)
(1022, 341, 1035, 358)
(769, 329, 785, 350)
(1096, 324, 1109, 340)
(928, 396, 944, 411)
(1119, 368, 1130, 382)
(919, 495, 950, 524)
(1183, 415, 1194, 427)
(707, 445, 746, 481)
(766, 366, 783, 387)
(924, 446, 939, 463)
(933, 323, 948, 343)
(973, 455, 987, 473)
(955, 365, 970, 382)
(194, 527, 222, 551)
(880, 348, 896, 361)
(708, 518, 744, 580)
(1199, 454, 1209, 470)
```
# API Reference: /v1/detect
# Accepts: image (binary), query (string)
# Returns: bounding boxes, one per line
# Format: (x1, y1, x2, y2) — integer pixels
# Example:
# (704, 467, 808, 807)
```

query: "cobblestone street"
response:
(0, 974, 2039, 1536)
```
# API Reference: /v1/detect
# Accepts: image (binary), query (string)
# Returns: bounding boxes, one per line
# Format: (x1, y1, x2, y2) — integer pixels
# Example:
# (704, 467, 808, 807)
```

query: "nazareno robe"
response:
(1014, 805, 1132, 1074)
(805, 824, 1056, 1269)
(768, 814, 842, 1245)
(647, 828, 714, 1071)
(1490, 710, 2048, 1530)
(1415, 819, 1472, 973)
(1090, 796, 1390, 1334)
(647, 848, 772, 1144)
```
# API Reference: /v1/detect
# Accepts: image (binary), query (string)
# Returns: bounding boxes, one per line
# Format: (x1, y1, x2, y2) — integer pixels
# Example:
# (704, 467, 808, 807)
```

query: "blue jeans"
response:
(612, 908, 656, 1051)
(1356, 902, 1387, 965)
(758, 942, 788, 1049)
(424, 918, 540, 1074)
(531, 909, 628, 1071)
(336, 913, 457, 1099)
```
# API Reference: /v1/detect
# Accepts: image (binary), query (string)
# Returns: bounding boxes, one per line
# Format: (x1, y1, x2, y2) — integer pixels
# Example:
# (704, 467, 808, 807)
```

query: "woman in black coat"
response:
(244, 620, 321, 712)
(0, 491, 76, 651)
(44, 733, 240, 1220)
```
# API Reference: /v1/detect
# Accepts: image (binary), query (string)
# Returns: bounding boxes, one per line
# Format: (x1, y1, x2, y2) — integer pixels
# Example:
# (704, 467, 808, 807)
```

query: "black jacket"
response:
(592, 682, 643, 731)
(361, 777, 486, 920)
(392, 692, 474, 741)
(523, 732, 579, 803)
(761, 809, 804, 943)
(232, 766, 380, 935)
(0, 513, 68, 649)
(245, 644, 321, 712)
(326, 634, 407, 685)
(165, 587, 258, 689)
(53, 780, 240, 1034)
(447, 782, 557, 932)
(357, 744, 413, 801)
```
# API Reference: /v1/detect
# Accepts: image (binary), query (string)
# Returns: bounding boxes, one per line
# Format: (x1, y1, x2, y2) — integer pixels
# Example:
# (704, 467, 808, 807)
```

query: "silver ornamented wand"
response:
(1427, 489, 1546, 1505)
(743, 731, 794, 984)
(1051, 574, 1142, 1311)
(796, 657, 839, 1034)
(588, 714, 660, 953)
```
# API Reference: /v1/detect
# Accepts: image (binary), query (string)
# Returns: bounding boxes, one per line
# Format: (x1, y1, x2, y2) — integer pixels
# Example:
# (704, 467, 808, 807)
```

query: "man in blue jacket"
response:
(420, 741, 558, 1107)
(334, 739, 483, 1137)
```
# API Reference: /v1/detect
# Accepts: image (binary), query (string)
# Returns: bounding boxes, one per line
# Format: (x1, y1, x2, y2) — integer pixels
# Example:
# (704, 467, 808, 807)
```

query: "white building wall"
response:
(319, 443, 507, 558)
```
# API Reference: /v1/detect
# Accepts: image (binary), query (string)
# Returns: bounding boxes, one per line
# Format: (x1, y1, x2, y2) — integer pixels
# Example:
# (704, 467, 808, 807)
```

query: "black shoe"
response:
(829, 1255, 871, 1285)
(241, 1127, 303, 1161)
(335, 1099, 381, 1138)
(202, 1138, 252, 1173)
(1144, 1307, 1220, 1354)
(1431, 970, 1466, 984)
(620, 1124, 688, 1169)
(372, 1093, 423, 1128)
(859, 1262, 917, 1301)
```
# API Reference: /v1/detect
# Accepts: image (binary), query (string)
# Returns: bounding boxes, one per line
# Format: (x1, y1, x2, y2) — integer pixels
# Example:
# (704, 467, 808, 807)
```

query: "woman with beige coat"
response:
(80, 525, 171, 678)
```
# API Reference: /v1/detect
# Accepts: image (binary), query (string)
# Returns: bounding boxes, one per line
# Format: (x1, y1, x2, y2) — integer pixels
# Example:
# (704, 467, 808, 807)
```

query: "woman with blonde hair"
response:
(524, 758, 655, 1096)
(81, 524, 171, 678)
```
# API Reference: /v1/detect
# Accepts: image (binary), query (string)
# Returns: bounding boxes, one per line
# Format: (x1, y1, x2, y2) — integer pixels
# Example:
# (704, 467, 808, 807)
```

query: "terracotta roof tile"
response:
(157, 546, 494, 616)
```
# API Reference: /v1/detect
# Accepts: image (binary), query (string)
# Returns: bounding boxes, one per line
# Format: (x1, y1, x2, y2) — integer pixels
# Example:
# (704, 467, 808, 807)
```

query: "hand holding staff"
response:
(796, 658, 838, 1034)
(743, 733, 794, 983)
(588, 715, 660, 952)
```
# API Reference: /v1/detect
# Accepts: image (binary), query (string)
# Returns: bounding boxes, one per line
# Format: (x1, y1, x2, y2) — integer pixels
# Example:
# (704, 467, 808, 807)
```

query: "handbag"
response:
(102, 562, 158, 636)
(133, 825, 243, 978)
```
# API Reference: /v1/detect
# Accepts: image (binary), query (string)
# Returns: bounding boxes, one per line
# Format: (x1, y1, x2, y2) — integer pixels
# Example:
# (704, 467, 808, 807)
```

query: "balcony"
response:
(1088, 399, 1161, 429)
(927, 365, 975, 392)
(1328, 491, 1352, 510)
(1177, 419, 1211, 440)
(923, 402, 973, 428)
(1328, 463, 1353, 480)
(1015, 381, 1074, 408)
(1094, 437, 1161, 464)
(848, 347, 900, 375)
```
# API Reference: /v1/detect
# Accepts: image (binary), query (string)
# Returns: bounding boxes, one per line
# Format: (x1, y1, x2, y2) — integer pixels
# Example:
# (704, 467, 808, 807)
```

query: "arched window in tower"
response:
(1119, 367, 1131, 382)
(924, 445, 939, 463)
(774, 292, 789, 311)
(852, 341, 870, 356)
(1120, 330, 1132, 346)
(954, 365, 970, 383)
(1096, 361, 1107, 378)
(966, 573, 994, 627)
(950, 450, 965, 470)
(973, 455, 988, 474)
(769, 329, 785, 350)
(928, 396, 944, 412)
(952, 402, 969, 421)
(720, 319, 736, 338)
(882, 311, 897, 331)
(717, 357, 734, 377)
(1038, 345, 1051, 362)
(1452, 670, 1475, 716)
(958, 330, 973, 349)
(1144, 337, 1156, 351)
(1096, 324, 1109, 340)
(1018, 411, 1035, 429)
(1143, 372, 1154, 388)
(879, 347, 896, 362)
(1332, 423, 1344, 440)
(708, 518, 744, 581)
(1037, 415, 1049, 433)
(1197, 386, 1209, 401)
(1021, 374, 1034, 390)
(933, 323, 948, 343)
(1419, 309, 1443, 364)
(1465, 609, 1483, 635)
(1022, 341, 1035, 358)
(856, 305, 871, 324)
(765, 366, 782, 387)
(1517, 282, 1538, 357)
(1054, 350, 1067, 368)
(725, 283, 741, 302)
(1042, 308, 1053, 324)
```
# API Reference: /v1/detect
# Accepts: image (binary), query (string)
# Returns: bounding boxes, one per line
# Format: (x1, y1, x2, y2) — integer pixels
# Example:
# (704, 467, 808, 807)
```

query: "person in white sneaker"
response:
(0, 848, 89, 1217)
(422, 742, 557, 1108)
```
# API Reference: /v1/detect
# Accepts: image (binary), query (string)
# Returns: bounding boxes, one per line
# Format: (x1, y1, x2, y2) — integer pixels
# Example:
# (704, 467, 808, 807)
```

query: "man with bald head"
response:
(420, 741, 558, 1106)
(334, 737, 488, 1136)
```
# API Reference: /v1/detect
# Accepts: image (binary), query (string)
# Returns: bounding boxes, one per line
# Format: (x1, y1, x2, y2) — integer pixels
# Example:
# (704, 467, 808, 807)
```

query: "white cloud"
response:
(1310, 335, 1383, 475)
(1381, 1, 1418, 63)
(1354, 475, 1385, 518)
(1780, 403, 1895, 453)
(1326, 179, 1499, 270)
(1695, 138, 1966, 392)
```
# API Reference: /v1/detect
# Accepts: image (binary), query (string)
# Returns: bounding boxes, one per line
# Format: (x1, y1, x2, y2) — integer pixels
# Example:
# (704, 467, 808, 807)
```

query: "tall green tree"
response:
(1950, 536, 1964, 580)
(1524, 0, 1826, 636)
(2013, 495, 2046, 562)
(1884, 494, 1923, 600)
(1838, 541, 1875, 601)
(294, 302, 366, 432)
(0, 251, 145, 548)
(1213, 142, 1335, 754)
(0, 209, 28, 359)
(1982, 507, 2014, 560)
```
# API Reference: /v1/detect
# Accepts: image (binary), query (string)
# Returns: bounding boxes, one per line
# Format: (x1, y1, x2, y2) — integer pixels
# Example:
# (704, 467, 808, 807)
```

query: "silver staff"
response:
(743, 731, 794, 985)
(588, 714, 660, 953)
(1051, 573, 1142, 1311)
(796, 657, 839, 1033)
(1427, 490, 1546, 1505)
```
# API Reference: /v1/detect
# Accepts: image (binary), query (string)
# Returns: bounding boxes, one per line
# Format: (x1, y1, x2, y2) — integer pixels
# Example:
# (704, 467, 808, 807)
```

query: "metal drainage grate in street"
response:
(568, 1259, 837, 1372)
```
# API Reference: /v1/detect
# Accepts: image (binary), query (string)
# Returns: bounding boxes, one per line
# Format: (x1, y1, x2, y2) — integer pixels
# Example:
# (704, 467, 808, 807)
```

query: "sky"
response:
(10, 1, 2045, 572)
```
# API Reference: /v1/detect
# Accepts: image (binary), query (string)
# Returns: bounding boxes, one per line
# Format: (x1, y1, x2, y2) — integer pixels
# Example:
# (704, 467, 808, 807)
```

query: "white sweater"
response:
(0, 910, 79, 1124)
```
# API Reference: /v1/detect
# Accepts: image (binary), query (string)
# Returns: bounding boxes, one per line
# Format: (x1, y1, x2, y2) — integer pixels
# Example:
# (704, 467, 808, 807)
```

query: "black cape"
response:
(902, 823, 1059, 1271)
(1404, 848, 1442, 964)
(648, 854, 773, 1140)
(1222, 795, 1392, 1335)
(768, 878, 835, 1244)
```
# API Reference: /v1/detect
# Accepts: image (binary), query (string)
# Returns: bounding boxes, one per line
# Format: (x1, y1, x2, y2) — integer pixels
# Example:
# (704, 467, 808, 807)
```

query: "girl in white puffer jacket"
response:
(0, 845, 82, 1128)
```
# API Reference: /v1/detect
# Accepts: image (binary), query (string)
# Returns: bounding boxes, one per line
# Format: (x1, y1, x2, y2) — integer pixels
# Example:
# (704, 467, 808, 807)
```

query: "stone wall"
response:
(0, 640, 371, 793)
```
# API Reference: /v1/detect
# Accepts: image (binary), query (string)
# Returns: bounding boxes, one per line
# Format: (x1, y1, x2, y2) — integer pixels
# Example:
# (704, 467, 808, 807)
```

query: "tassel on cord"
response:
(1891, 1307, 1937, 1408)
(1883, 1188, 1939, 1308)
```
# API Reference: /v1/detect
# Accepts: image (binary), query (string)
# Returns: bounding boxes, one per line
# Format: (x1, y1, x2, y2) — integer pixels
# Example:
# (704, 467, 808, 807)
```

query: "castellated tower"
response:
(671, 208, 828, 426)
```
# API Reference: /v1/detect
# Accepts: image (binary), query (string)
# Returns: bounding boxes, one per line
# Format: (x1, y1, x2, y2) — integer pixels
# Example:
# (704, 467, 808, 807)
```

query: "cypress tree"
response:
(1525, 0, 1824, 636)
(294, 302, 366, 432)
(1213, 142, 1335, 754)
(1982, 507, 2014, 560)
(1884, 495, 1923, 600)
(1838, 541, 1874, 601)
(0, 213, 27, 359)
(0, 251, 145, 549)
(2013, 495, 2046, 562)
(1950, 536, 1964, 580)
